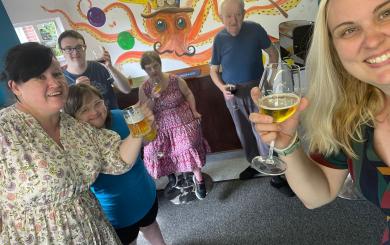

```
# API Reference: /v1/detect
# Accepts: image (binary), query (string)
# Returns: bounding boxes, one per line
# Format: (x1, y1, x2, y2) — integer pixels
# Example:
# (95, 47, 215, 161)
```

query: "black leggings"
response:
(114, 197, 158, 244)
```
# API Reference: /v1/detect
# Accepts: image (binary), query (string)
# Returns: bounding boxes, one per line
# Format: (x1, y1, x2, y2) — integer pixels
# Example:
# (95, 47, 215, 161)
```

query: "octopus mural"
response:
(42, 0, 302, 66)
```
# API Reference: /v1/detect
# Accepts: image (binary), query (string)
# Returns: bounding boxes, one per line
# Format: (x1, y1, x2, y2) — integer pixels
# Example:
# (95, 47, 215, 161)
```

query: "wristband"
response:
(274, 132, 300, 156)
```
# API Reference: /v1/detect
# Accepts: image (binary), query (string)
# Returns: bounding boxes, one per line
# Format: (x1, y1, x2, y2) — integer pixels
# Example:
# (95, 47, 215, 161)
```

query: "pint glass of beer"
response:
(123, 106, 157, 141)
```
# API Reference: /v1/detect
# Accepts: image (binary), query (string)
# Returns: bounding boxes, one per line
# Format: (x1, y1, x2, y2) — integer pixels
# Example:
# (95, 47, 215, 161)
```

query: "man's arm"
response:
(210, 65, 233, 98)
(210, 65, 226, 92)
(100, 47, 132, 94)
(264, 44, 279, 64)
(107, 65, 132, 94)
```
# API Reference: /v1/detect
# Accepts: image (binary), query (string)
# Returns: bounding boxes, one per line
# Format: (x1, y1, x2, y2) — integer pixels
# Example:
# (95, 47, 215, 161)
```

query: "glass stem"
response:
(268, 140, 275, 159)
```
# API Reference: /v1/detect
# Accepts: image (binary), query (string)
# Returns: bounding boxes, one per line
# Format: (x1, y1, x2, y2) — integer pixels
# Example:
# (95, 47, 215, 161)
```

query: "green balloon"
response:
(117, 31, 135, 50)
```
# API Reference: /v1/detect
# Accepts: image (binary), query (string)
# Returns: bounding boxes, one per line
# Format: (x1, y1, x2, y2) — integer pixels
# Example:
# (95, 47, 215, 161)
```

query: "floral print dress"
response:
(0, 106, 131, 244)
(142, 74, 210, 178)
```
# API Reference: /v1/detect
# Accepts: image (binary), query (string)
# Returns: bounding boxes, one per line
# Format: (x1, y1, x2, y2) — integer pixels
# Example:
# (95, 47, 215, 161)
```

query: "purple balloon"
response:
(87, 7, 106, 27)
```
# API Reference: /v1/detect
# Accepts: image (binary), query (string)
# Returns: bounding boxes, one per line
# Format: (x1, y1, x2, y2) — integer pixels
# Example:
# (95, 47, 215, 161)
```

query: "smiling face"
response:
(220, 0, 245, 37)
(9, 59, 68, 116)
(60, 37, 87, 68)
(75, 94, 108, 129)
(327, 0, 390, 85)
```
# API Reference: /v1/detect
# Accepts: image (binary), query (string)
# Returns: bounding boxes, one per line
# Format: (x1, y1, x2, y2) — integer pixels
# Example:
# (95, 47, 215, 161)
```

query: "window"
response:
(14, 18, 65, 64)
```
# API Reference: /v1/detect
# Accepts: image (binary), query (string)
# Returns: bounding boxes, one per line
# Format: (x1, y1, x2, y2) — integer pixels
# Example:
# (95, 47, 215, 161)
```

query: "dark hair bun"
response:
(2, 42, 53, 83)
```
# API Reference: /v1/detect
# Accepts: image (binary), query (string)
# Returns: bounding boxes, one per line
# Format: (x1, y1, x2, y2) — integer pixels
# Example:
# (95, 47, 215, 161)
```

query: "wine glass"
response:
(251, 62, 301, 175)
(92, 47, 114, 83)
(151, 81, 162, 98)
(226, 84, 239, 110)
(92, 48, 105, 64)
(148, 80, 164, 158)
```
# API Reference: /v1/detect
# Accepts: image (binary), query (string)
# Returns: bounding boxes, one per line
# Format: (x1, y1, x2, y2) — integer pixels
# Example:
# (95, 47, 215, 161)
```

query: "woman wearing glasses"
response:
(58, 30, 131, 109)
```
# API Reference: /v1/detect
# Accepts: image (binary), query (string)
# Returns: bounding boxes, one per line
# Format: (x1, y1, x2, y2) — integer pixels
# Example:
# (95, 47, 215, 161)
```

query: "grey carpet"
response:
(139, 177, 385, 245)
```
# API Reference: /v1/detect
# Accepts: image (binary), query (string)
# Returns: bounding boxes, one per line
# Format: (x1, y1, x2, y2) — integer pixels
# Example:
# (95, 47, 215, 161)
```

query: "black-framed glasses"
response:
(61, 45, 86, 54)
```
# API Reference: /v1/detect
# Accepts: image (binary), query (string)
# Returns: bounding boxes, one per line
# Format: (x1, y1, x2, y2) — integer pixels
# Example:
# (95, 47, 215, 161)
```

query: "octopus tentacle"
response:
(42, 3, 156, 45)
(76, 0, 89, 20)
(189, 27, 224, 47)
(41, 6, 117, 42)
(116, 49, 211, 66)
(246, 0, 301, 17)
(211, 0, 222, 22)
(103, 2, 155, 45)
(173, 49, 212, 66)
(116, 51, 144, 65)
(188, 0, 215, 42)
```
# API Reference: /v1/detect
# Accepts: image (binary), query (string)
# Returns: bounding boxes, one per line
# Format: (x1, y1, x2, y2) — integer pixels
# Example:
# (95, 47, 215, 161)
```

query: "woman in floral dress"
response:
(138, 51, 210, 200)
(0, 42, 153, 244)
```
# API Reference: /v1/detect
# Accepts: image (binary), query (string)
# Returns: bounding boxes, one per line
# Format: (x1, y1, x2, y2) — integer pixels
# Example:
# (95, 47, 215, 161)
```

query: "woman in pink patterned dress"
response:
(138, 51, 210, 200)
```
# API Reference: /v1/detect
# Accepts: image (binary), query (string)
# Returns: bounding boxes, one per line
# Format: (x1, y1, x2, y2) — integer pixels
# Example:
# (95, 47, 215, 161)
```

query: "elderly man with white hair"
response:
(209, 0, 293, 196)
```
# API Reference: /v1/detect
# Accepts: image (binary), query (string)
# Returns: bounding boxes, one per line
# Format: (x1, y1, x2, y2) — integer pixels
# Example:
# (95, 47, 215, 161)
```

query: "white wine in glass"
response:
(251, 62, 301, 175)
(258, 93, 300, 123)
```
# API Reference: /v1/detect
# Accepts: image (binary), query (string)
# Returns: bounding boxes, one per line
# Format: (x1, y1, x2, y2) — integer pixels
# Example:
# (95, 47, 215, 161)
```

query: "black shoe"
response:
(177, 173, 194, 189)
(270, 176, 295, 197)
(193, 175, 207, 200)
(165, 173, 177, 190)
(239, 166, 259, 180)
(164, 174, 180, 200)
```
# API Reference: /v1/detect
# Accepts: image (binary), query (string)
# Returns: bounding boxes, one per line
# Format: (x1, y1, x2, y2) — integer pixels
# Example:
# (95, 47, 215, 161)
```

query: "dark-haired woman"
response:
(139, 51, 210, 200)
(0, 42, 153, 244)
(64, 84, 166, 245)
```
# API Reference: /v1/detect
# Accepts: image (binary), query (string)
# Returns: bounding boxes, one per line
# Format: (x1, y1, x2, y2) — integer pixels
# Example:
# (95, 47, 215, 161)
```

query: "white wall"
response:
(2, 0, 101, 59)
(2, 0, 70, 27)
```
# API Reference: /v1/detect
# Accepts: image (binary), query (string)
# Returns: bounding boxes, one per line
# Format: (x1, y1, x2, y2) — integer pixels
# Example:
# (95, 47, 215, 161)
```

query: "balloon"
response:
(117, 31, 135, 50)
(87, 7, 106, 27)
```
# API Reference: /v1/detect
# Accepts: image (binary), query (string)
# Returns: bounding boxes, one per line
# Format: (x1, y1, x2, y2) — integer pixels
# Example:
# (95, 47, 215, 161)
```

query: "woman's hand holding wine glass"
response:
(250, 62, 306, 175)
(151, 81, 162, 98)
(249, 86, 308, 150)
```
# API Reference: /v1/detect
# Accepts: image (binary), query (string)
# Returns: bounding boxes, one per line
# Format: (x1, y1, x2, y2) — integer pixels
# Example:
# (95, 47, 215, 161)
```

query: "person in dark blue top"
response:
(58, 30, 131, 109)
(209, 0, 280, 181)
(64, 84, 166, 245)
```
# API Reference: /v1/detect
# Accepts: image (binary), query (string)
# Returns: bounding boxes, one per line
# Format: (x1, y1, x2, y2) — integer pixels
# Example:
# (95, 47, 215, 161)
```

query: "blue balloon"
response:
(87, 7, 106, 27)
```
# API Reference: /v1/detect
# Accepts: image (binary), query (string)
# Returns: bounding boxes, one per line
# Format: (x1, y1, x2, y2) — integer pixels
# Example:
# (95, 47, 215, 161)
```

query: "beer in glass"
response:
(123, 106, 157, 141)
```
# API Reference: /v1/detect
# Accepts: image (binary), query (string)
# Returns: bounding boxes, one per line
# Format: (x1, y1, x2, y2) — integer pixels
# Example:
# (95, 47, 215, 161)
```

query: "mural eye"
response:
(155, 19, 167, 32)
(176, 17, 186, 30)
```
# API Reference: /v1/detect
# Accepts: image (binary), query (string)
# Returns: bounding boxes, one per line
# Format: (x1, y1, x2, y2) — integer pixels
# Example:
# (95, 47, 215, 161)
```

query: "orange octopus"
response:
(42, 0, 302, 66)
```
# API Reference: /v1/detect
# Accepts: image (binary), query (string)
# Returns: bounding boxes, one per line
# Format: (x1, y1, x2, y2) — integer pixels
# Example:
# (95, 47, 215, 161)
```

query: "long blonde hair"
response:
(302, 0, 383, 158)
